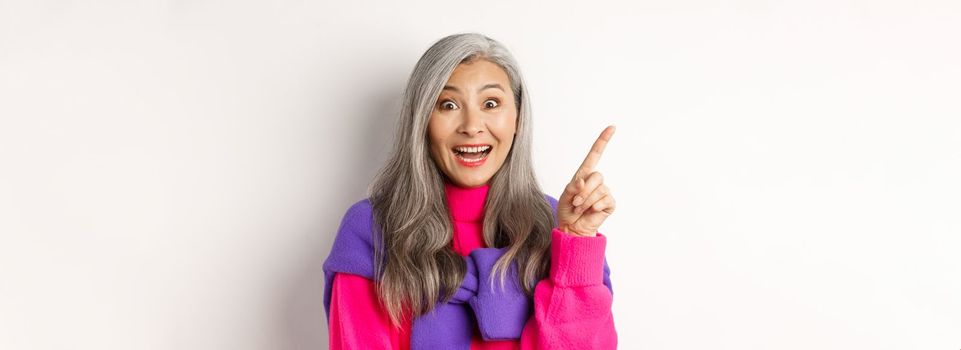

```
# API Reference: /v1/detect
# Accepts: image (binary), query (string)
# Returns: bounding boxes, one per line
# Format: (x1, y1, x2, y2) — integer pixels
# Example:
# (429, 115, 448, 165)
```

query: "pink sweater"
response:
(328, 182, 617, 349)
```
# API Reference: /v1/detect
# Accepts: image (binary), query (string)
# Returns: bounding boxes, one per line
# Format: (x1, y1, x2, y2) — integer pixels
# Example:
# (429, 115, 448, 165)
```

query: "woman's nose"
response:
(457, 106, 484, 136)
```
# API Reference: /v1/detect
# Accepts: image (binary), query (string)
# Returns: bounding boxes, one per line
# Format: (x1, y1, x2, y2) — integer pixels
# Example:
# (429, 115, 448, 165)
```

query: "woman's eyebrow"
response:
(442, 83, 505, 93)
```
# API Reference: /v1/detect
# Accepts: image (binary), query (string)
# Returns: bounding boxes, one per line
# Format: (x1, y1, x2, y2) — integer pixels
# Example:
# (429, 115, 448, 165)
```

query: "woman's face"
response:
(427, 59, 518, 188)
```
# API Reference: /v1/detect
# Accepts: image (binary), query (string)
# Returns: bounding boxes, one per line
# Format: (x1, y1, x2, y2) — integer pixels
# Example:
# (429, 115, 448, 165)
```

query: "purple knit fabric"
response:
(322, 195, 612, 350)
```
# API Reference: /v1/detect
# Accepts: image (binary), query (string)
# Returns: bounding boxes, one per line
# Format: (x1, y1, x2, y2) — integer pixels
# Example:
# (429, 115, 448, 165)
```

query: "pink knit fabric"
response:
(328, 181, 617, 349)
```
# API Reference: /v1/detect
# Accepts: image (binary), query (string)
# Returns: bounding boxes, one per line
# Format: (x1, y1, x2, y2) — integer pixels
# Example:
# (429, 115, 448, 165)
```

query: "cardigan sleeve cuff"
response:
(549, 227, 608, 287)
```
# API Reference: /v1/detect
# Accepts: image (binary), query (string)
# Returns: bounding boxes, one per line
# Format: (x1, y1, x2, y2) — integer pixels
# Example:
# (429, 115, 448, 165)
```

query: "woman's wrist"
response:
(557, 224, 596, 237)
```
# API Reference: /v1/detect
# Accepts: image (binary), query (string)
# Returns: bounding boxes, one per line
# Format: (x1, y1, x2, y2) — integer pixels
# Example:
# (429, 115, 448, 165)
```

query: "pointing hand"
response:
(556, 125, 616, 237)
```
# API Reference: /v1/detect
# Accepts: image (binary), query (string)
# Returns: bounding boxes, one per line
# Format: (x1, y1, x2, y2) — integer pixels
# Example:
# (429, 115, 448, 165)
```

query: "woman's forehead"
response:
(443, 61, 511, 93)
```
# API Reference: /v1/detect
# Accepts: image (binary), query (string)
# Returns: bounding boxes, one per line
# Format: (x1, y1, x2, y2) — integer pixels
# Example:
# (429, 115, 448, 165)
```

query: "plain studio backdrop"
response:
(1, 0, 959, 349)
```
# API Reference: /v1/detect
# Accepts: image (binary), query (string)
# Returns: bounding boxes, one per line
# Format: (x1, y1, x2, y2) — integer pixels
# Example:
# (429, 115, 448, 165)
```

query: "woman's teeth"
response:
(454, 145, 491, 153)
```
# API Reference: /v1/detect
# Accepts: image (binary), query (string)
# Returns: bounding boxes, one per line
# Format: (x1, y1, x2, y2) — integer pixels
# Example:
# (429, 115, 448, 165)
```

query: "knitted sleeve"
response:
(518, 228, 618, 349)
(328, 272, 411, 350)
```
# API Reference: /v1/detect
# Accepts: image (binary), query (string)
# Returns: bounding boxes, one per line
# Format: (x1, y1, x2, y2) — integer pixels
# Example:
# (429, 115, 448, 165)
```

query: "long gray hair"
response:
(367, 33, 556, 326)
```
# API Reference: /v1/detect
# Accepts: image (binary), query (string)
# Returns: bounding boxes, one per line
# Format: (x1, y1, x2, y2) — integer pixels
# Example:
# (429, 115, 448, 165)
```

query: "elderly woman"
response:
(323, 33, 617, 349)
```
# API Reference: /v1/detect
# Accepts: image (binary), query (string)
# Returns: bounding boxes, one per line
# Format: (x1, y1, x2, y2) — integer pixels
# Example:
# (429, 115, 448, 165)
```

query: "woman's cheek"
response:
(492, 110, 517, 134)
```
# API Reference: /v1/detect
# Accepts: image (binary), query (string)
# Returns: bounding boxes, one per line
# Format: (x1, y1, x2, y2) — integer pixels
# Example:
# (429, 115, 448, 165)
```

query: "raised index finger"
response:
(572, 125, 616, 181)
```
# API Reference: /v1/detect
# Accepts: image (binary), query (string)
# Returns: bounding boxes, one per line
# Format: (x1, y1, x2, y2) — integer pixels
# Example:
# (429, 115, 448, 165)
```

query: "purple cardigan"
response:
(322, 195, 612, 349)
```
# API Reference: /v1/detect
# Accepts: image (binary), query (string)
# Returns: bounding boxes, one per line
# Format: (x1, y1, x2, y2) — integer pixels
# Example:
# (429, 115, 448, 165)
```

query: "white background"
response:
(1, 0, 959, 349)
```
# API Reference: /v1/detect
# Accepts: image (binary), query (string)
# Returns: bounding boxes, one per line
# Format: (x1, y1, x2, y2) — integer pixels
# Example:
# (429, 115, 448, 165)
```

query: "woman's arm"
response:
(328, 272, 411, 350)
(519, 228, 617, 349)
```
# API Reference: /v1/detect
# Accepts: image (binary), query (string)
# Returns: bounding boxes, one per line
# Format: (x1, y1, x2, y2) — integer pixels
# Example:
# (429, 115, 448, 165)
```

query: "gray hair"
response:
(367, 33, 555, 326)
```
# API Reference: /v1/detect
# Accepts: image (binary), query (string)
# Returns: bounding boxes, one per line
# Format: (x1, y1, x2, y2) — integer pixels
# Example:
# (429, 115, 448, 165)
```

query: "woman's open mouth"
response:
(452, 144, 492, 168)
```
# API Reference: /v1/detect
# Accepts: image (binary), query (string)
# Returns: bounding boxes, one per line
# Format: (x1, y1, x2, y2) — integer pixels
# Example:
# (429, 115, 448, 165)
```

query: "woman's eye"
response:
(440, 100, 458, 110)
(484, 99, 499, 109)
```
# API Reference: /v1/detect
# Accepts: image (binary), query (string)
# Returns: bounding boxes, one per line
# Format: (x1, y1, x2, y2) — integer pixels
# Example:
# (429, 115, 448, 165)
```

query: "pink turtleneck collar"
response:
(443, 181, 489, 223)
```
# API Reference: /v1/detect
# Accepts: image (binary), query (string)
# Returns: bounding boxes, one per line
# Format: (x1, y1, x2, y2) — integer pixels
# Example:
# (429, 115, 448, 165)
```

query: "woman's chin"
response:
(450, 174, 491, 188)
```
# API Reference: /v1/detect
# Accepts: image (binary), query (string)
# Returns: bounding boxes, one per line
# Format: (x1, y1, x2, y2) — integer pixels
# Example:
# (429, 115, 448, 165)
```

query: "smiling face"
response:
(427, 59, 518, 188)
